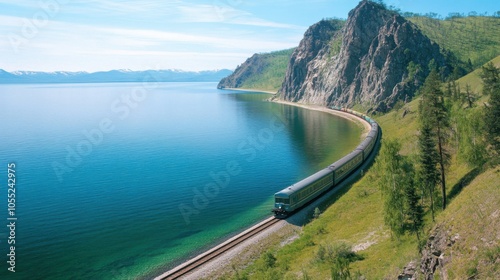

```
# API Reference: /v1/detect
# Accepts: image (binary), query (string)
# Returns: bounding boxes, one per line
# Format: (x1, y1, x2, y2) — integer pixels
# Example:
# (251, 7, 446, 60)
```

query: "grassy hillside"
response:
(218, 57, 500, 280)
(432, 165, 500, 279)
(409, 16, 500, 68)
(238, 48, 294, 92)
(455, 55, 500, 94)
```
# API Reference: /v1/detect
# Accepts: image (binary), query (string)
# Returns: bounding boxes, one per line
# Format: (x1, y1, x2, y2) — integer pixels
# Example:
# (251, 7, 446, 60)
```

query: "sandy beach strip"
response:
(221, 88, 370, 136)
(272, 99, 372, 138)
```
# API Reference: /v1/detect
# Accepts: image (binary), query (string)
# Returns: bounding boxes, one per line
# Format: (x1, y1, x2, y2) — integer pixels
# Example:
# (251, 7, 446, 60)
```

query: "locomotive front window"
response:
(276, 198, 290, 204)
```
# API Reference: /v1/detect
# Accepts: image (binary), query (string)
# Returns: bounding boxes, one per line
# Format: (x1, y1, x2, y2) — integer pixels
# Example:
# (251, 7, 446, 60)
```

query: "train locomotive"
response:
(272, 107, 379, 217)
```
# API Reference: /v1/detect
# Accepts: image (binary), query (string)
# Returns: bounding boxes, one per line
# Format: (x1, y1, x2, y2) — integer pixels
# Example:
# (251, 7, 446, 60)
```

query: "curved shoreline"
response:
(272, 99, 371, 138)
(154, 97, 377, 280)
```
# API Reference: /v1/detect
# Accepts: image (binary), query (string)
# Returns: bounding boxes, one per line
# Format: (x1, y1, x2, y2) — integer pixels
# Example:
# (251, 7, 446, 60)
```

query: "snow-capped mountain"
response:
(0, 69, 233, 84)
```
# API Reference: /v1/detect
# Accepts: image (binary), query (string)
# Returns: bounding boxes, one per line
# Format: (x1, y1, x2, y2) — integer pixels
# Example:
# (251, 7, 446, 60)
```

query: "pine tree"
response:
(419, 68, 450, 210)
(481, 62, 500, 96)
(468, 58, 474, 71)
(465, 84, 474, 108)
(446, 81, 453, 99)
(417, 121, 440, 220)
(481, 63, 500, 155)
(403, 170, 424, 242)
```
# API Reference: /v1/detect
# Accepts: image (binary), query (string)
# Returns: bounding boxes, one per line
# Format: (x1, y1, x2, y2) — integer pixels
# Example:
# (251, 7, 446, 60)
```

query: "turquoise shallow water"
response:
(0, 82, 361, 279)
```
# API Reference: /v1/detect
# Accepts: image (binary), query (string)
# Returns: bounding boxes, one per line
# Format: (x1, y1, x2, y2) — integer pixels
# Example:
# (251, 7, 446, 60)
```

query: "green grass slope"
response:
(239, 48, 294, 92)
(221, 58, 500, 280)
(456, 55, 500, 94)
(432, 165, 500, 279)
(409, 16, 500, 68)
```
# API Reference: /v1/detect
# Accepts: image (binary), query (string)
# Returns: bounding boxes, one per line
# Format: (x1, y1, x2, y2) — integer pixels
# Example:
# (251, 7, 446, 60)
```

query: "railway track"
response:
(155, 216, 281, 280)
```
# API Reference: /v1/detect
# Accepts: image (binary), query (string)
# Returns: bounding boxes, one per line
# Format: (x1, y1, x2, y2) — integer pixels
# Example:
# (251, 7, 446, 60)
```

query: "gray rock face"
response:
(398, 261, 417, 280)
(278, 0, 449, 112)
(277, 19, 345, 103)
(419, 225, 457, 280)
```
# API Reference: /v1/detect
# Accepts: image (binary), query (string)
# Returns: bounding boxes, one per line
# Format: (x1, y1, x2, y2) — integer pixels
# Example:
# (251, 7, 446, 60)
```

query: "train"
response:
(272, 107, 379, 216)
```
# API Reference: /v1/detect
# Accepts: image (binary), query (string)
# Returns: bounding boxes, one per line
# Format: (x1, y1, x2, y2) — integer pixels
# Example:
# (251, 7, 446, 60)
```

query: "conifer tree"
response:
(417, 121, 440, 220)
(481, 62, 500, 96)
(449, 82, 486, 168)
(446, 81, 453, 99)
(403, 172, 424, 242)
(419, 68, 450, 209)
(463, 84, 472, 108)
(481, 63, 500, 155)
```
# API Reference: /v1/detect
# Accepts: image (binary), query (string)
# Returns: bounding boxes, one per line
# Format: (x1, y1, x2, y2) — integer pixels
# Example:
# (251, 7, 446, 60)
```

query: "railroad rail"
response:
(155, 216, 280, 280)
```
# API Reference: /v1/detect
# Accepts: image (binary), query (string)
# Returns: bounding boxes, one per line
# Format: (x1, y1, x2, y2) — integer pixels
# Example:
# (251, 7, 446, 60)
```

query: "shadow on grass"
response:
(448, 167, 483, 201)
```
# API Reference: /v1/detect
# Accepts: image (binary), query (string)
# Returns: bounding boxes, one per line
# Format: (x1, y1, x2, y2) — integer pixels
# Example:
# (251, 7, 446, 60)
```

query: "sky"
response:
(0, 0, 498, 72)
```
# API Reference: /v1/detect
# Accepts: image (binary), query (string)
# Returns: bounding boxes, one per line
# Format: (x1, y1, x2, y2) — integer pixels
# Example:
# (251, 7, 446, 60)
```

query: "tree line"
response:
(369, 0, 500, 19)
(375, 61, 500, 246)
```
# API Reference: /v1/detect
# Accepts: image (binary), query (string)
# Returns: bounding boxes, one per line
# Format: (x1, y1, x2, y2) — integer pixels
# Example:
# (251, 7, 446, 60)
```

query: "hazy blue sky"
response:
(0, 0, 498, 72)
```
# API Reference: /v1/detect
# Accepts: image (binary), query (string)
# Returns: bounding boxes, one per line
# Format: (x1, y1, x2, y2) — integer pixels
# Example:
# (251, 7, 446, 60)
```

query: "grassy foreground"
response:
(213, 58, 500, 279)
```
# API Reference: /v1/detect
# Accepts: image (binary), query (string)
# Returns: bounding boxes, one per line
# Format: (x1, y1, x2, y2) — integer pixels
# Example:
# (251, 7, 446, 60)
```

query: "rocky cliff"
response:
(278, 0, 451, 112)
(218, 53, 268, 89)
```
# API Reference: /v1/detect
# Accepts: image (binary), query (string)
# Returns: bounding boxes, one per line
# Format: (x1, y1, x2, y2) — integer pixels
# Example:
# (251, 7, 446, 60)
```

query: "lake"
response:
(0, 82, 361, 279)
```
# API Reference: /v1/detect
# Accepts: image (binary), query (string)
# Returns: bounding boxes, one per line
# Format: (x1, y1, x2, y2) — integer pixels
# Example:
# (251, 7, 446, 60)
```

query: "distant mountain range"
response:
(0, 69, 233, 84)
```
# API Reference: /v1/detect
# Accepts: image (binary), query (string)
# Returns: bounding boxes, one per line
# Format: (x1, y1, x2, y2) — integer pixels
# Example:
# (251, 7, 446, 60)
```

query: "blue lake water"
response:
(0, 82, 361, 279)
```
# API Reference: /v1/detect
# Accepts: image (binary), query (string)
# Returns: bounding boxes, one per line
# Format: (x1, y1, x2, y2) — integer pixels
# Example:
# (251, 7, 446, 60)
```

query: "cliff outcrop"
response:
(218, 53, 268, 89)
(217, 49, 294, 91)
(278, 0, 450, 112)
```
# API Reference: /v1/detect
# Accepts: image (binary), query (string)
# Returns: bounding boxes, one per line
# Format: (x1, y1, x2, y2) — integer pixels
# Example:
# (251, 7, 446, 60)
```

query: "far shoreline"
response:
(219, 87, 277, 95)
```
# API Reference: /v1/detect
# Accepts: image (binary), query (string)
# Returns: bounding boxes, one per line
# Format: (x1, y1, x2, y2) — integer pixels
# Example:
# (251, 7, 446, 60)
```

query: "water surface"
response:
(0, 82, 361, 279)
